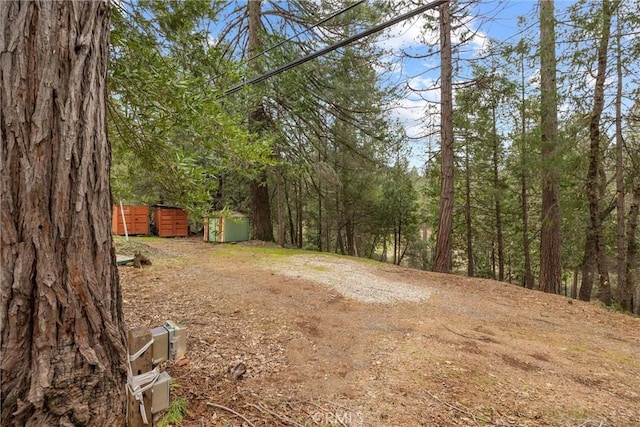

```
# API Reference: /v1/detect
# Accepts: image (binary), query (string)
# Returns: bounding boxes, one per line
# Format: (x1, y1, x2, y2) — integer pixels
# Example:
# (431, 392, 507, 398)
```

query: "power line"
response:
(226, 0, 448, 95)
(246, 0, 366, 63)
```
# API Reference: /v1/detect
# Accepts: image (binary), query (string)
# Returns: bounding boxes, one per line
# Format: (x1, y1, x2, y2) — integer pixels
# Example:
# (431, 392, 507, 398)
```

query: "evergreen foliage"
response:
(108, 0, 640, 310)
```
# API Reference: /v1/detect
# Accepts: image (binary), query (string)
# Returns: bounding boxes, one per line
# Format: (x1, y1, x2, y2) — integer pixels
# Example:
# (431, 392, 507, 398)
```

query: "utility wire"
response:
(226, 0, 448, 95)
(246, 0, 366, 63)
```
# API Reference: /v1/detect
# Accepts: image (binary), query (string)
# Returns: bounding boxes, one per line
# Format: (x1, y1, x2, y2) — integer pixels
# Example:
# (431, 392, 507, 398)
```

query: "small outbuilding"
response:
(152, 205, 189, 237)
(112, 205, 149, 236)
(204, 212, 250, 243)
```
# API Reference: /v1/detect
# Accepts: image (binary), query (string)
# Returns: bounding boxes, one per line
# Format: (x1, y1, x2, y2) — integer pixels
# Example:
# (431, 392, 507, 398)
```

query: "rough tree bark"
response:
(464, 143, 474, 277)
(518, 45, 535, 289)
(579, 238, 597, 301)
(247, 0, 274, 242)
(585, 0, 615, 306)
(614, 5, 631, 309)
(296, 181, 303, 248)
(1, 1, 128, 425)
(521, 172, 534, 288)
(627, 180, 640, 314)
(571, 268, 579, 299)
(284, 177, 296, 246)
(249, 173, 274, 242)
(433, 1, 454, 273)
(275, 165, 285, 247)
(492, 103, 504, 281)
(539, 0, 562, 294)
(346, 216, 356, 257)
(317, 178, 323, 251)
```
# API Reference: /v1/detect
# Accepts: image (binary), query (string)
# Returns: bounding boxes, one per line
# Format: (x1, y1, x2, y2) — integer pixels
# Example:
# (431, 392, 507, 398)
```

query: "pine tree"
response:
(433, 1, 454, 273)
(539, 0, 562, 294)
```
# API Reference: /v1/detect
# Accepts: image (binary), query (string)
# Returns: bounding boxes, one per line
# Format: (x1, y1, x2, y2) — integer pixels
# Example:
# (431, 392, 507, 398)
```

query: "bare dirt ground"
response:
(117, 237, 640, 427)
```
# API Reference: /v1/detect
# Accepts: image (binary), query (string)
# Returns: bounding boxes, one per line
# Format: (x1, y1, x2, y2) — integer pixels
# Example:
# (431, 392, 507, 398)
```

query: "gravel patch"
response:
(265, 255, 431, 304)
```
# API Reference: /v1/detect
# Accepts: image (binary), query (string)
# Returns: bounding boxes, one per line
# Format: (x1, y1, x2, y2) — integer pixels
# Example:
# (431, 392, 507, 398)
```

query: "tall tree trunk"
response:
(393, 221, 398, 265)
(521, 166, 534, 288)
(491, 241, 497, 280)
(297, 180, 303, 248)
(627, 180, 640, 314)
(250, 174, 274, 241)
(579, 237, 597, 301)
(275, 166, 285, 247)
(247, 0, 274, 242)
(614, 6, 631, 309)
(464, 143, 475, 276)
(492, 104, 505, 281)
(397, 218, 403, 265)
(317, 152, 323, 251)
(433, 1, 454, 273)
(539, 0, 562, 294)
(519, 47, 535, 289)
(572, 268, 579, 299)
(318, 185, 323, 251)
(325, 213, 331, 254)
(213, 174, 226, 211)
(368, 236, 378, 259)
(586, 0, 615, 305)
(284, 176, 296, 246)
(1, 2, 127, 425)
(346, 215, 356, 256)
(335, 192, 344, 254)
(381, 237, 388, 263)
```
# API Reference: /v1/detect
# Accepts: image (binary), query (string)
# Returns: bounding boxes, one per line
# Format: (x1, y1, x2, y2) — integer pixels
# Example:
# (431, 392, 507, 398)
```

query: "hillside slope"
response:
(119, 237, 640, 426)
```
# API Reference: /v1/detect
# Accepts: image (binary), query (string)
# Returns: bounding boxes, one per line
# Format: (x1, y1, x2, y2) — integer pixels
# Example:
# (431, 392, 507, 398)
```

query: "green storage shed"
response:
(205, 212, 250, 243)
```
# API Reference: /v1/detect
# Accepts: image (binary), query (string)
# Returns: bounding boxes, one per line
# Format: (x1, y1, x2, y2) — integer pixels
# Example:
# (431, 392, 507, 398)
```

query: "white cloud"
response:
(376, 7, 488, 57)
(370, 4, 489, 166)
(391, 97, 426, 124)
(378, 14, 438, 51)
(389, 94, 440, 140)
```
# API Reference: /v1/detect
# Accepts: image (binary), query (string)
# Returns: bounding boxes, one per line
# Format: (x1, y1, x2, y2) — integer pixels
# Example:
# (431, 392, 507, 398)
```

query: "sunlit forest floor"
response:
(118, 237, 640, 427)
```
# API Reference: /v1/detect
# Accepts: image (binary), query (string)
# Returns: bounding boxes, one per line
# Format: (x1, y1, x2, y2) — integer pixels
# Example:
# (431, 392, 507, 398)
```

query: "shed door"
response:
(157, 208, 188, 237)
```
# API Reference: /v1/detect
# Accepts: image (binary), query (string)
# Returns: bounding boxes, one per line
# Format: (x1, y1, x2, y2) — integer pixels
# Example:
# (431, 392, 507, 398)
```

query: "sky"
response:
(374, 0, 638, 168)
(377, 0, 542, 166)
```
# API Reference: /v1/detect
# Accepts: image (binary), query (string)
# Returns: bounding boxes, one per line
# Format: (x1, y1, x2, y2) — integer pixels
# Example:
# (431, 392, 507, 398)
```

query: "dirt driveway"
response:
(118, 237, 640, 427)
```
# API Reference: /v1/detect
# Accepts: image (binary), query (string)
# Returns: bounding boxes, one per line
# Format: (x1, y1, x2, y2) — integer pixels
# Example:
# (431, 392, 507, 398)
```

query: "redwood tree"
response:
(433, 0, 454, 273)
(1, 1, 128, 425)
(247, 0, 275, 242)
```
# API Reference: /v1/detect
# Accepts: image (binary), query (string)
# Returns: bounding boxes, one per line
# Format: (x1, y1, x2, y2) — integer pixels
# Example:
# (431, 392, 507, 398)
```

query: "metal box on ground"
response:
(150, 326, 169, 365)
(150, 321, 186, 364)
(151, 371, 171, 414)
(165, 320, 187, 360)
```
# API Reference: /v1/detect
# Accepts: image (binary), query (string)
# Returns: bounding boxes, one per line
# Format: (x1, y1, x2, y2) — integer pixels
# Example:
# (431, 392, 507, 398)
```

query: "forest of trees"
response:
(107, 0, 640, 313)
(2, 0, 639, 424)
